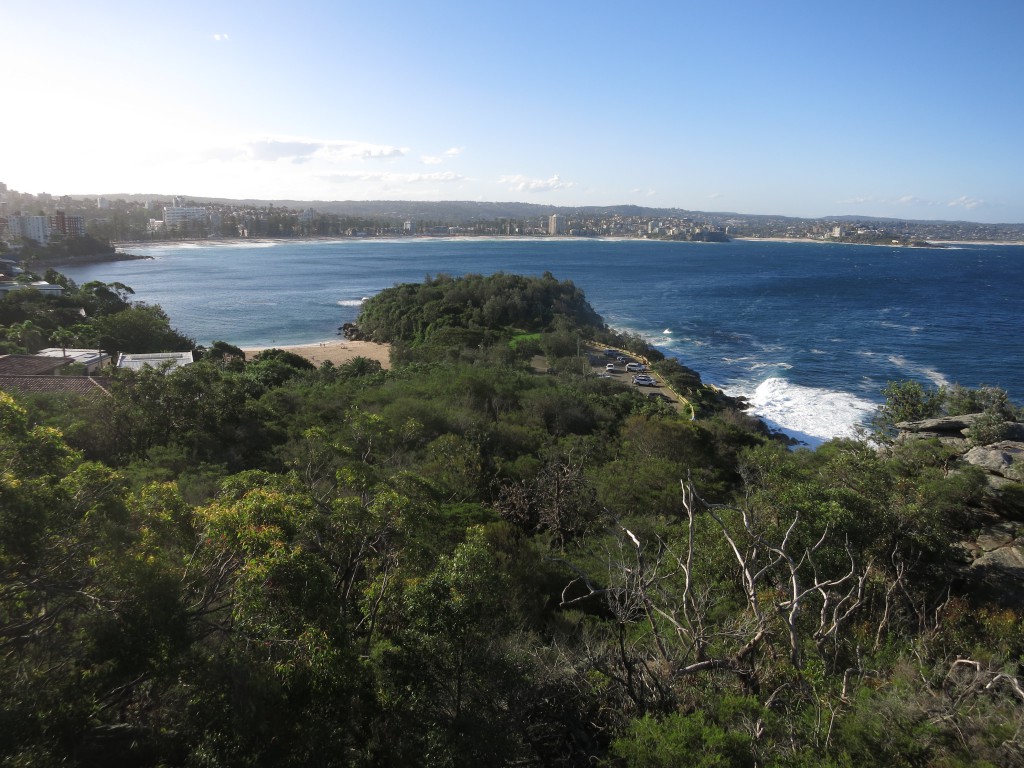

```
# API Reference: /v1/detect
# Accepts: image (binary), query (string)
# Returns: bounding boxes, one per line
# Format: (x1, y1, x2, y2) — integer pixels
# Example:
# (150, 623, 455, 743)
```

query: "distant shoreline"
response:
(113, 234, 1024, 250)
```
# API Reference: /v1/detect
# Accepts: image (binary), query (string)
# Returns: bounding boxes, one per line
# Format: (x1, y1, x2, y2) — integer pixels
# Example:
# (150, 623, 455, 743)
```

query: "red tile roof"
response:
(0, 375, 111, 396)
(0, 354, 70, 376)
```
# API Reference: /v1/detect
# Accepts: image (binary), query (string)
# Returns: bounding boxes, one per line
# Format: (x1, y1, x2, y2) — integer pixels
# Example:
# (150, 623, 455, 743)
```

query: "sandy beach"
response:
(241, 339, 391, 369)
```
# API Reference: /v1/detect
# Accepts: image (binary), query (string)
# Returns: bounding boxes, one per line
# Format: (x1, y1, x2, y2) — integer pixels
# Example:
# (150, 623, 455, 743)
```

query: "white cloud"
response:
(239, 137, 408, 163)
(212, 33, 229, 42)
(895, 195, 934, 207)
(947, 195, 984, 210)
(359, 146, 406, 160)
(499, 174, 573, 193)
(421, 146, 463, 165)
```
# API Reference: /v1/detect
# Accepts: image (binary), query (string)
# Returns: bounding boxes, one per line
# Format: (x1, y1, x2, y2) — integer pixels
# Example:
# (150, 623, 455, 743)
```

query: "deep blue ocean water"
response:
(61, 238, 1023, 446)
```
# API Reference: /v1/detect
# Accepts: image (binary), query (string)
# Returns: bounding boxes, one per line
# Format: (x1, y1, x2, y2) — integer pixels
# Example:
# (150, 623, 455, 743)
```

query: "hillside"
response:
(0, 270, 1023, 765)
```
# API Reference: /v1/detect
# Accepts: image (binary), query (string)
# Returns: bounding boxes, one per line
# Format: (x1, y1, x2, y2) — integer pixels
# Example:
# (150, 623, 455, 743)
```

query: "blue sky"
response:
(3, 0, 1022, 223)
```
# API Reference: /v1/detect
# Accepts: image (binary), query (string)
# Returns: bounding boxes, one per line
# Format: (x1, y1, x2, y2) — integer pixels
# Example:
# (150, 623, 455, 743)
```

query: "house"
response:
(116, 351, 194, 371)
(35, 348, 112, 375)
(0, 280, 64, 296)
(0, 354, 72, 376)
(0, 353, 111, 396)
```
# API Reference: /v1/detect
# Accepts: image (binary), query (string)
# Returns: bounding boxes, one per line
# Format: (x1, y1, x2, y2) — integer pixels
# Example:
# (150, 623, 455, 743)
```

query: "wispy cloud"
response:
(499, 174, 573, 193)
(356, 145, 406, 160)
(421, 146, 464, 165)
(947, 195, 984, 210)
(321, 171, 465, 184)
(895, 195, 929, 206)
(240, 137, 408, 163)
(248, 140, 321, 163)
(212, 33, 230, 42)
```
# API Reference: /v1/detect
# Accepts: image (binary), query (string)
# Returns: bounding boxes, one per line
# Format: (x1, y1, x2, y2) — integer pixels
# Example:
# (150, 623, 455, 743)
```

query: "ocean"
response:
(60, 238, 1024, 446)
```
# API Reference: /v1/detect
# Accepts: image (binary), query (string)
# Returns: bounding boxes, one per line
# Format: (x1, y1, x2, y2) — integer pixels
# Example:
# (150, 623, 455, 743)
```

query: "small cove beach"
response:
(241, 339, 391, 369)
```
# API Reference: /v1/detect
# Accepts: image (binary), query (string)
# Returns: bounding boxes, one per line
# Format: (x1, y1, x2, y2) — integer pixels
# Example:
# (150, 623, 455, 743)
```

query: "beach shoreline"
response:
(240, 339, 391, 369)
(735, 236, 1024, 247)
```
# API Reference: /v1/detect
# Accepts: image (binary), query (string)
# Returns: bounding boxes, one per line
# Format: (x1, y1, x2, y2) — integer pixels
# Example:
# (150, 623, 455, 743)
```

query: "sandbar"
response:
(241, 339, 391, 369)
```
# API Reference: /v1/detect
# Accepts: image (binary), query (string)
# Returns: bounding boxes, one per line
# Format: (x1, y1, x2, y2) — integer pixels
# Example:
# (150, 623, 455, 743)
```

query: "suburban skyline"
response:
(4, 0, 1023, 224)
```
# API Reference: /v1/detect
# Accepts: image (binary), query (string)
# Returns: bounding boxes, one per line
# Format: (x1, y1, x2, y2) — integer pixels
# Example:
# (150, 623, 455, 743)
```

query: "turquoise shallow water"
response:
(62, 237, 1024, 444)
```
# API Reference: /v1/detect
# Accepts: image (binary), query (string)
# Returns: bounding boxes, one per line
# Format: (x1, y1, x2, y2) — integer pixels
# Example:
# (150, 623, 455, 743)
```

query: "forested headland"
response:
(1, 269, 1023, 766)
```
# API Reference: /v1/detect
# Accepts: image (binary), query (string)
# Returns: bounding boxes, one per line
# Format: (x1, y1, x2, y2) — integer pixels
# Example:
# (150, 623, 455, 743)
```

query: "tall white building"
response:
(6, 215, 50, 245)
(549, 214, 565, 235)
(163, 206, 209, 228)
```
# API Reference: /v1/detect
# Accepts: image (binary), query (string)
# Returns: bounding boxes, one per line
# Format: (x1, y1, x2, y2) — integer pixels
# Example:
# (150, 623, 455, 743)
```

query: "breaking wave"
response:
(740, 378, 878, 448)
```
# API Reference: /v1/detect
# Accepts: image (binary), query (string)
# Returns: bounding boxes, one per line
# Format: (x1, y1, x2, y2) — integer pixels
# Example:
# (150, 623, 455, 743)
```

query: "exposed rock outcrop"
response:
(339, 323, 366, 341)
(964, 441, 1024, 483)
(961, 520, 1024, 604)
(895, 414, 1024, 453)
(894, 414, 1024, 605)
(896, 414, 983, 434)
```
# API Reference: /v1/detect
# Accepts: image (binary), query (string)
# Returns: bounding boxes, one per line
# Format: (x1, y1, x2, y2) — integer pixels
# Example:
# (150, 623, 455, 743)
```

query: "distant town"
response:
(2, 181, 1023, 258)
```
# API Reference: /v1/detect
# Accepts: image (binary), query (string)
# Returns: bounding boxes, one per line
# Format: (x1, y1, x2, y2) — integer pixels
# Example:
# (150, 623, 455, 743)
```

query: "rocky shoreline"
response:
(33, 250, 153, 268)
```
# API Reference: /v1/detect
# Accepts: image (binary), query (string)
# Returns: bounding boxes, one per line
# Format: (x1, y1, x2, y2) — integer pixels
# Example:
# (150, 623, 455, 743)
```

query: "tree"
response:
(93, 304, 194, 357)
(246, 348, 316, 388)
(3, 319, 44, 351)
(49, 327, 76, 355)
(203, 339, 247, 370)
(873, 379, 945, 434)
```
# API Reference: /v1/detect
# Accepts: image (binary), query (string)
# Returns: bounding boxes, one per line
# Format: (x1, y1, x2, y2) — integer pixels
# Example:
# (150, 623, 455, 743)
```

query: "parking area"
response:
(589, 347, 679, 406)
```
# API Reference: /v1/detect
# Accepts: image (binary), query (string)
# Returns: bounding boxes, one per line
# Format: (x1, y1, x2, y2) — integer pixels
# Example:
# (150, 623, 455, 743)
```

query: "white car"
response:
(625, 362, 644, 372)
(632, 374, 656, 386)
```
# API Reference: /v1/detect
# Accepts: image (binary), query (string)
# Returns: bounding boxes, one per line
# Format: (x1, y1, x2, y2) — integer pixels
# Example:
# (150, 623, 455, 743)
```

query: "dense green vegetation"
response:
(1, 270, 194, 358)
(1, 272, 1023, 766)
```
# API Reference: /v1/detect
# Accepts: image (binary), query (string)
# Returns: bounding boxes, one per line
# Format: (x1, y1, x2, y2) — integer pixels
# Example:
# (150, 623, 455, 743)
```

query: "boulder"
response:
(963, 525, 1024, 605)
(964, 441, 1024, 481)
(896, 414, 983, 434)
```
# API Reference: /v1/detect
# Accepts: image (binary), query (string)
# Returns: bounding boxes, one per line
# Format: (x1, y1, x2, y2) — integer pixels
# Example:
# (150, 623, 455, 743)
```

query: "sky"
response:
(3, 0, 1023, 223)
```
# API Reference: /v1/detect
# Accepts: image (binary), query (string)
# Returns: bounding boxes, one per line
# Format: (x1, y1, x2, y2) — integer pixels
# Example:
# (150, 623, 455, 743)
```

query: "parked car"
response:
(606, 363, 618, 372)
(632, 374, 656, 386)
(625, 362, 643, 372)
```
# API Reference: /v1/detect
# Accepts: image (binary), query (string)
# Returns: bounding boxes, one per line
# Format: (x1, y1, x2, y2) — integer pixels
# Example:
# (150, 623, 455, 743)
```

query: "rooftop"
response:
(116, 351, 194, 371)
(0, 375, 111, 396)
(0, 354, 71, 376)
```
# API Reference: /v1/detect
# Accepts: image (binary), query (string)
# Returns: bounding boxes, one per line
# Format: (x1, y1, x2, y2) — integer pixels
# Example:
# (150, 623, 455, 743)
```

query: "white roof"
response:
(117, 351, 194, 371)
(36, 348, 110, 366)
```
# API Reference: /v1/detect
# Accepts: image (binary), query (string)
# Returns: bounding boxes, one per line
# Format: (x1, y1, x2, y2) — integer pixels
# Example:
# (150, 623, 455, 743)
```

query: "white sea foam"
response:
(880, 320, 923, 334)
(738, 378, 878, 449)
(886, 355, 950, 388)
(337, 298, 367, 307)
